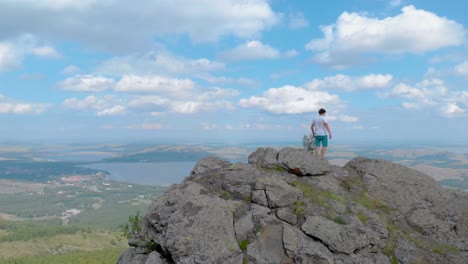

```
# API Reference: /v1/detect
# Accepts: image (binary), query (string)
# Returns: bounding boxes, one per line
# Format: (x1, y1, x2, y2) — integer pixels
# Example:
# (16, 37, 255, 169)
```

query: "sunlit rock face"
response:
(118, 147, 468, 264)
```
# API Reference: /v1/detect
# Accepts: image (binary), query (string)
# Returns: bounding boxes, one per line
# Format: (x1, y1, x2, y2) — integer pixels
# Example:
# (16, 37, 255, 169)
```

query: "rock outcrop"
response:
(117, 147, 468, 264)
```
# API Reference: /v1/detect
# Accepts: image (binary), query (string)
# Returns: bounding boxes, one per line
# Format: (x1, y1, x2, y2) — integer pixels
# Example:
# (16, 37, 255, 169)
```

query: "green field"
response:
(0, 159, 165, 263)
(0, 247, 127, 264)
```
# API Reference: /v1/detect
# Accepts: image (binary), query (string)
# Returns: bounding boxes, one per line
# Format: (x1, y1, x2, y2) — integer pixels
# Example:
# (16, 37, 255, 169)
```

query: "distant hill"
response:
(100, 150, 214, 163)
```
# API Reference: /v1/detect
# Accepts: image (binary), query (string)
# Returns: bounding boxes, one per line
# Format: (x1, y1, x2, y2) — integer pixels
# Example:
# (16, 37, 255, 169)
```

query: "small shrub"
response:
(302, 134, 316, 153)
(120, 211, 142, 240)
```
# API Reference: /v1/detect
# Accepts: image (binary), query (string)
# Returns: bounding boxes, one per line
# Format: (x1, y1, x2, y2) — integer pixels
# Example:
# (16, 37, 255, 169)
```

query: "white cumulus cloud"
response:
(239, 85, 341, 114)
(98, 51, 225, 76)
(386, 79, 467, 118)
(442, 103, 465, 118)
(219, 41, 298, 61)
(62, 95, 125, 116)
(96, 105, 126, 116)
(306, 74, 393, 91)
(0, 94, 49, 114)
(56, 75, 115, 92)
(0, 0, 279, 51)
(0, 42, 20, 71)
(305, 5, 466, 68)
(0, 35, 60, 71)
(115, 75, 194, 96)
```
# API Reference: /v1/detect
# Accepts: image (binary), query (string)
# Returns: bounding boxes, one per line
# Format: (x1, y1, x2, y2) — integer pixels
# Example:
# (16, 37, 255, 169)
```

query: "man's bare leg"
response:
(321, 147, 327, 158)
(315, 147, 320, 156)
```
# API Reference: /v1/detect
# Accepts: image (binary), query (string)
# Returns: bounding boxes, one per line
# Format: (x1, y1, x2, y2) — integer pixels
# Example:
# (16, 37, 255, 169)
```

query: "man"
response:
(311, 108, 332, 158)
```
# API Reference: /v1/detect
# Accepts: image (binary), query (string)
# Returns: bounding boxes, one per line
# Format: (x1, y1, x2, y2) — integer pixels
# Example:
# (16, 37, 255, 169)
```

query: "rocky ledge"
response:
(117, 147, 468, 264)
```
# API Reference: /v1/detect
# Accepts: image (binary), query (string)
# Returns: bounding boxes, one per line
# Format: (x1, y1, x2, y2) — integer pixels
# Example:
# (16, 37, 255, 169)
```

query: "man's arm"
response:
(324, 123, 332, 139)
(311, 122, 315, 137)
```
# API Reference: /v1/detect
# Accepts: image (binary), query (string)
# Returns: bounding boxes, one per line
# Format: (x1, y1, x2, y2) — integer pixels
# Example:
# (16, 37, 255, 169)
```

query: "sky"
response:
(0, 0, 467, 145)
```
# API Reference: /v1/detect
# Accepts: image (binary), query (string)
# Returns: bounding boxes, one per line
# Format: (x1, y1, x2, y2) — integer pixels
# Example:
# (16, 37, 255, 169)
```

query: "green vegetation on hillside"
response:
(0, 161, 101, 182)
(0, 247, 126, 264)
(0, 221, 85, 242)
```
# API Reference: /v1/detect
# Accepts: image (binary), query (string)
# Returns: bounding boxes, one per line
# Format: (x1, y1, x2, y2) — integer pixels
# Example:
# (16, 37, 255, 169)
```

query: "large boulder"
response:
(248, 147, 278, 169)
(277, 147, 331, 176)
(118, 147, 468, 264)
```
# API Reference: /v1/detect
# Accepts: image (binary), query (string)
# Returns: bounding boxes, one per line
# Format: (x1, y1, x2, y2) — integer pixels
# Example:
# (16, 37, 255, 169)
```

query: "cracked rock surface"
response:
(118, 147, 468, 264)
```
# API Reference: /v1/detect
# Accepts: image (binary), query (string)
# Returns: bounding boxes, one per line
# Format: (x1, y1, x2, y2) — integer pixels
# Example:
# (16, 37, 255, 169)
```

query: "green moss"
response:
(357, 210, 368, 224)
(291, 180, 346, 207)
(238, 239, 249, 251)
(383, 224, 399, 264)
(273, 165, 286, 173)
(293, 200, 305, 217)
(340, 176, 363, 191)
(353, 189, 381, 211)
(219, 190, 233, 200)
(431, 244, 460, 254)
(404, 230, 461, 255)
(242, 195, 252, 203)
(334, 216, 347, 225)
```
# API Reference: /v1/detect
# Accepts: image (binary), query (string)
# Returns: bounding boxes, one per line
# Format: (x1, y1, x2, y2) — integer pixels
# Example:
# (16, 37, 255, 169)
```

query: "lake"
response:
(82, 161, 197, 186)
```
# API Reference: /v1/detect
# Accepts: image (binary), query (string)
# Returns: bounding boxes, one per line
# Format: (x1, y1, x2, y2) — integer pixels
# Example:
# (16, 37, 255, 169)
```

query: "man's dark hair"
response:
(318, 108, 326, 114)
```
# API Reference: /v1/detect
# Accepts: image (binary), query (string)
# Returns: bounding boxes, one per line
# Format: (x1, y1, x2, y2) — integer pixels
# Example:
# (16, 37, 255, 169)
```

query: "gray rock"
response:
(118, 147, 467, 264)
(145, 251, 167, 264)
(117, 248, 149, 264)
(235, 213, 255, 241)
(252, 190, 269, 207)
(250, 204, 271, 218)
(301, 216, 374, 254)
(277, 147, 331, 176)
(334, 253, 390, 264)
(276, 207, 298, 226)
(191, 156, 230, 176)
(346, 157, 468, 251)
(223, 183, 252, 199)
(258, 177, 302, 208)
(283, 223, 334, 264)
(247, 224, 288, 264)
(248, 147, 278, 169)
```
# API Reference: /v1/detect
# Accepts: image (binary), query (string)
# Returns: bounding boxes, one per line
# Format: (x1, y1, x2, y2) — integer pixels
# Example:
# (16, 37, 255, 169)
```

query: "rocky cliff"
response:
(117, 147, 468, 264)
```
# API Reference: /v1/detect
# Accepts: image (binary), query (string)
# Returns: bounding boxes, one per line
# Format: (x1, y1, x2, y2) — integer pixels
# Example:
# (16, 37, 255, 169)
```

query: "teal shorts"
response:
(315, 135, 328, 147)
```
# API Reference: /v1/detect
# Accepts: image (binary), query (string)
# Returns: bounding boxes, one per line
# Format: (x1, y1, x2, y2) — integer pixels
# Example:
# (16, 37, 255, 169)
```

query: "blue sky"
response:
(0, 0, 467, 145)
